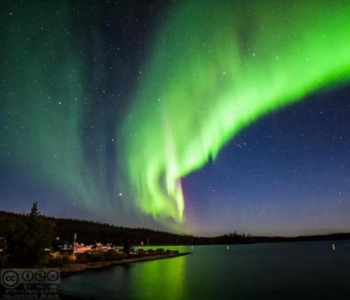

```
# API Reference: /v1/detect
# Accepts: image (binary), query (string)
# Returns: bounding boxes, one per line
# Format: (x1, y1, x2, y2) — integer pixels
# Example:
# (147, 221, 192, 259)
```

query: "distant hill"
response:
(0, 209, 254, 245)
(0, 210, 349, 246)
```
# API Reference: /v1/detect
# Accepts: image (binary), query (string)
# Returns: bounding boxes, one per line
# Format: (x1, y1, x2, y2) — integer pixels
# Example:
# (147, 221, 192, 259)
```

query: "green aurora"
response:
(120, 1, 350, 226)
(0, 2, 111, 215)
(1, 1, 350, 231)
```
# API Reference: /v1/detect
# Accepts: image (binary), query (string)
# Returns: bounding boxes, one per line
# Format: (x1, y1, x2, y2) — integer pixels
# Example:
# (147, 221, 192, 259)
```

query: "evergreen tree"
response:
(6, 202, 55, 267)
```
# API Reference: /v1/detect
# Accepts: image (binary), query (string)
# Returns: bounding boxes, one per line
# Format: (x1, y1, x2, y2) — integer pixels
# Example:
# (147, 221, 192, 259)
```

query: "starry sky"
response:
(0, 0, 349, 236)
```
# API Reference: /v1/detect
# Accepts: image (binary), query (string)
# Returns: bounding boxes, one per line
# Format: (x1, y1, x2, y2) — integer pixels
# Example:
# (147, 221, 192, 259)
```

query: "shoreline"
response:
(60, 252, 192, 278)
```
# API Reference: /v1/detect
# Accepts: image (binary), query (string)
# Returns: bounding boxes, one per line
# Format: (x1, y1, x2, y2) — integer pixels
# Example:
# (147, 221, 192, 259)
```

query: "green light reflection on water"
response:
(126, 246, 188, 299)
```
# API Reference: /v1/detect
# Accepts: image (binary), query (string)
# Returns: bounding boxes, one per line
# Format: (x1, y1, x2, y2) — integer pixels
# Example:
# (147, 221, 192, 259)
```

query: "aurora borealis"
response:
(1, 0, 350, 236)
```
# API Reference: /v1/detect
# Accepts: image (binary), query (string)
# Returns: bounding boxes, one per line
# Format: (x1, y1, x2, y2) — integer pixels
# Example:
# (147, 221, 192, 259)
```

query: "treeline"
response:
(1, 207, 349, 247)
(0, 203, 54, 266)
(0, 207, 255, 246)
(252, 233, 350, 243)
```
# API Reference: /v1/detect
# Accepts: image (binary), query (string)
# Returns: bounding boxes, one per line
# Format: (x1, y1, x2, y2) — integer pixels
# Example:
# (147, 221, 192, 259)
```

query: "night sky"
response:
(1, 0, 349, 236)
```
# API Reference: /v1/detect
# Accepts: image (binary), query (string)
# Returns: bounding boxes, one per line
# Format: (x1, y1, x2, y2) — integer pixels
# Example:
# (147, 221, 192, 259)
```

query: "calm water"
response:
(60, 241, 350, 300)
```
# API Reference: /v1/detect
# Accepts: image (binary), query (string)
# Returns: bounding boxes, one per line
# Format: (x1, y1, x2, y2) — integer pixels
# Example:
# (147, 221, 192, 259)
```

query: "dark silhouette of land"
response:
(1, 209, 349, 247)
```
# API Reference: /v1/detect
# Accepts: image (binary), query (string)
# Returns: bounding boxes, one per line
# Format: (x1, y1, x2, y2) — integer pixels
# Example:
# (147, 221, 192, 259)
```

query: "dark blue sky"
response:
(0, 0, 349, 236)
(183, 86, 350, 236)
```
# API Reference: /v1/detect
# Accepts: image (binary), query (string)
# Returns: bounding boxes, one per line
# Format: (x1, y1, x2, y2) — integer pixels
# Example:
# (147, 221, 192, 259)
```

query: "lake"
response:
(60, 240, 350, 299)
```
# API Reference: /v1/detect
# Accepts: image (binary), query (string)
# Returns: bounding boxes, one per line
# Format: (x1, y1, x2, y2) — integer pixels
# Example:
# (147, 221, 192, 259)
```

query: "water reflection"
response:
(60, 243, 350, 299)
(61, 246, 190, 299)
(127, 248, 186, 299)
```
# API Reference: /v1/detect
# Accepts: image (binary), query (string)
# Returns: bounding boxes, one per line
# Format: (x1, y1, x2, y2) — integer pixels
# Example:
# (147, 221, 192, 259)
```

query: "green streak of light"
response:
(120, 1, 350, 226)
(0, 2, 110, 214)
